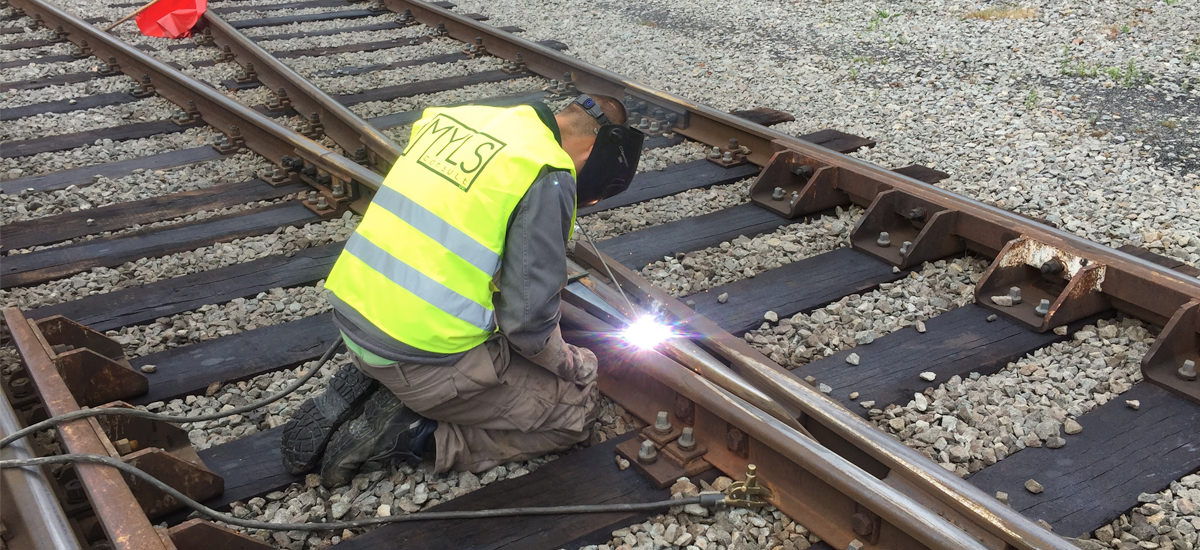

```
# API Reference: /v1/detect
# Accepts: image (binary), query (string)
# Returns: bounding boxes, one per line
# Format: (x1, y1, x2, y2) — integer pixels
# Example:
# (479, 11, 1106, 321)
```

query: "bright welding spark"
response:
(619, 315, 677, 350)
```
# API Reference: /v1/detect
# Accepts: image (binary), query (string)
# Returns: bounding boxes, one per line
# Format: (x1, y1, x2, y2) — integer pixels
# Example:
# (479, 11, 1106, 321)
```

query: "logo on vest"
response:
(406, 113, 507, 191)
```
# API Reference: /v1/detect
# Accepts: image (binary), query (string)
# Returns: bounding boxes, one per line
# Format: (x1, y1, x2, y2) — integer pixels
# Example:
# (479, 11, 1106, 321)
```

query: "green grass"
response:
(1060, 58, 1150, 87)
(867, 9, 900, 31)
(1024, 88, 1039, 110)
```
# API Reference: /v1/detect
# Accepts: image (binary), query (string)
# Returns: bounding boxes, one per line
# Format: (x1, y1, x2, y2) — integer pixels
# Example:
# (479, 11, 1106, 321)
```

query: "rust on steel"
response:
(199, 11, 402, 174)
(2, 307, 169, 550)
(571, 244, 1075, 550)
(382, 0, 1200, 328)
(560, 303, 992, 550)
(9, 0, 379, 209)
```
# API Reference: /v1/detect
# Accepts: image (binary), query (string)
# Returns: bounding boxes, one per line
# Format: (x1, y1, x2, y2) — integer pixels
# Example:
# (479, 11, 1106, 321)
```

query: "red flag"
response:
(135, 0, 207, 38)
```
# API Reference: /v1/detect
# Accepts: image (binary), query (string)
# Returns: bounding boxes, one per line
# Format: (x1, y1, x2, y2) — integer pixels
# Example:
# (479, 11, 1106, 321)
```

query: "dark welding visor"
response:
(576, 123, 643, 206)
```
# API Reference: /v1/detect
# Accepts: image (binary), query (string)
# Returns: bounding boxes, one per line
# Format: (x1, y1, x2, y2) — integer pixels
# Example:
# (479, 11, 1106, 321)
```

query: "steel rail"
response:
(573, 244, 1074, 550)
(8, 0, 380, 208)
(2, 307, 168, 550)
(198, 10, 403, 175)
(379, 0, 1200, 327)
(0, 383, 82, 550)
(561, 303, 991, 550)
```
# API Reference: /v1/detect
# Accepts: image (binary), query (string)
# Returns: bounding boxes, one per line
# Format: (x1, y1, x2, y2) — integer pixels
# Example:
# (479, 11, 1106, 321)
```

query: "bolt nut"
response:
(899, 240, 912, 255)
(876, 231, 891, 247)
(306, 191, 319, 205)
(771, 187, 786, 200)
(1178, 359, 1197, 381)
(677, 427, 696, 451)
(637, 440, 658, 464)
(1035, 298, 1051, 316)
(708, 146, 722, 159)
(654, 410, 672, 434)
(1008, 286, 1023, 304)
(10, 377, 31, 398)
(316, 196, 329, 210)
(721, 151, 734, 163)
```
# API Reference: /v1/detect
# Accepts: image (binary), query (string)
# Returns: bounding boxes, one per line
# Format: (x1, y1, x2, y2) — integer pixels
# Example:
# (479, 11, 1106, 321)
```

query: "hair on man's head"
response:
(558, 94, 626, 137)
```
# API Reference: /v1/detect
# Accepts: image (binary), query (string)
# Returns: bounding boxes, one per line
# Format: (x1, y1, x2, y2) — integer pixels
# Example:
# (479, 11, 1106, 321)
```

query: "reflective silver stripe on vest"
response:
(373, 185, 500, 274)
(345, 233, 496, 332)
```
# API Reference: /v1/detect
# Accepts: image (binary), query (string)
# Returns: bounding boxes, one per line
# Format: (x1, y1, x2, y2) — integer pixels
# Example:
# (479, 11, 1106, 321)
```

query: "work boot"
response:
(318, 387, 436, 488)
(280, 363, 379, 474)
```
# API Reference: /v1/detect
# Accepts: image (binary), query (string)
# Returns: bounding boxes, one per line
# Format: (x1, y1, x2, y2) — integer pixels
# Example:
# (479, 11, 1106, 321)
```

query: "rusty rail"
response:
(197, 10, 403, 176)
(8, 0, 379, 218)
(3, 307, 169, 550)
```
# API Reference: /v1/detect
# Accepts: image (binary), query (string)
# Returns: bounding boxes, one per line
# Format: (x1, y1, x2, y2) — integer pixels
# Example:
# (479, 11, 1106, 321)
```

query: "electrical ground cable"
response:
(0, 453, 722, 529)
(0, 339, 344, 450)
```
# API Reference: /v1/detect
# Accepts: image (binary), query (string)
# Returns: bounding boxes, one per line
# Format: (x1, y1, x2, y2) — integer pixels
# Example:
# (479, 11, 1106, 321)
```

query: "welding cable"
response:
(0, 453, 726, 529)
(0, 339, 344, 450)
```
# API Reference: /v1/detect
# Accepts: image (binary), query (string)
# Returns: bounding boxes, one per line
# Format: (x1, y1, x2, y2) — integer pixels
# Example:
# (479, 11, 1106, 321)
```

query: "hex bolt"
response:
(1035, 298, 1051, 316)
(654, 410, 672, 434)
(1178, 359, 1197, 381)
(789, 191, 800, 205)
(10, 377, 31, 398)
(637, 440, 658, 464)
(1008, 286, 1023, 305)
(306, 191, 319, 205)
(771, 187, 786, 201)
(639, 117, 650, 129)
(1040, 260, 1064, 275)
(649, 120, 661, 132)
(316, 196, 329, 210)
(677, 427, 696, 451)
(721, 151, 734, 163)
(64, 479, 86, 504)
(331, 182, 345, 198)
(904, 207, 926, 221)
(708, 146, 722, 159)
(899, 241, 912, 255)
(876, 231, 891, 247)
(728, 138, 739, 150)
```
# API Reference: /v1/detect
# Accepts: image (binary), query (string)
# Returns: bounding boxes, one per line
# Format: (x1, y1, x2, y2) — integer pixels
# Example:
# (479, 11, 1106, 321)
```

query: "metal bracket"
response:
(170, 100, 202, 126)
(1142, 300, 1200, 404)
(623, 91, 688, 134)
(300, 112, 324, 140)
(163, 519, 272, 550)
(265, 87, 293, 113)
(96, 403, 224, 520)
(463, 36, 488, 58)
(706, 137, 751, 167)
(98, 56, 121, 76)
(748, 149, 849, 218)
(69, 39, 91, 59)
(213, 44, 235, 63)
(212, 126, 245, 154)
(975, 237, 1112, 331)
(849, 189, 964, 268)
(129, 74, 155, 98)
(723, 464, 773, 509)
(232, 62, 257, 85)
(501, 53, 527, 74)
(31, 316, 148, 407)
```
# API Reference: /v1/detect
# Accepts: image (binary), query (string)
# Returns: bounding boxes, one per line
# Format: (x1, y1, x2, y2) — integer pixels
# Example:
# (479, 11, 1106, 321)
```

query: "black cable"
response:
(0, 453, 722, 530)
(0, 339, 344, 450)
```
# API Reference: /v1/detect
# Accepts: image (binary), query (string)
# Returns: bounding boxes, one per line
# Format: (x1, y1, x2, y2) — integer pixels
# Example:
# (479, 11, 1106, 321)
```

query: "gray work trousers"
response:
(350, 336, 600, 473)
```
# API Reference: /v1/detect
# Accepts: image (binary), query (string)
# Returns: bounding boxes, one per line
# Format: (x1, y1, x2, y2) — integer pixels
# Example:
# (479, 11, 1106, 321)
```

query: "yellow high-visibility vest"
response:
(325, 104, 576, 354)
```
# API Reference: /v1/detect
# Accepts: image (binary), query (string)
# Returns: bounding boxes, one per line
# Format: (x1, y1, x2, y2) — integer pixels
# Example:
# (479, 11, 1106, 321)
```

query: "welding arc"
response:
(0, 453, 720, 529)
(0, 339, 344, 450)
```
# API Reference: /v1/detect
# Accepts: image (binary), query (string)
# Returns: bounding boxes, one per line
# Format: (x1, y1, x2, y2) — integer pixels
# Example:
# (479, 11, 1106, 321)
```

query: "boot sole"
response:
(280, 364, 378, 474)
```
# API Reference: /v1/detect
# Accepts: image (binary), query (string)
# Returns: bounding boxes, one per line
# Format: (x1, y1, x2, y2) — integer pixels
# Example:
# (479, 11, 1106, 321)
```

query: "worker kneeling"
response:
(280, 95, 642, 487)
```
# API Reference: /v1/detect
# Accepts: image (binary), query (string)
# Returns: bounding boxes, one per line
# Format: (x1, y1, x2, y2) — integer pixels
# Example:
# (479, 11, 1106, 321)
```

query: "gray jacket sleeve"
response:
(494, 169, 576, 358)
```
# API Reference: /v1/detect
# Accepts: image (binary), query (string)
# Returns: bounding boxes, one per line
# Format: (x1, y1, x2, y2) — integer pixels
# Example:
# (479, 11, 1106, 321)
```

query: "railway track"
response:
(1, 1, 1197, 549)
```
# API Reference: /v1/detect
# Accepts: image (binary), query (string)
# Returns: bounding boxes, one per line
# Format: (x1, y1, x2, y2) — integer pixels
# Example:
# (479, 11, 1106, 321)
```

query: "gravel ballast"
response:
(3, 1, 1197, 548)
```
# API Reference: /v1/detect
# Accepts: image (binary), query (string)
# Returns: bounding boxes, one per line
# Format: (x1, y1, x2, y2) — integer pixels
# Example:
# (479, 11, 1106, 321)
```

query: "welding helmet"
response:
(572, 94, 644, 206)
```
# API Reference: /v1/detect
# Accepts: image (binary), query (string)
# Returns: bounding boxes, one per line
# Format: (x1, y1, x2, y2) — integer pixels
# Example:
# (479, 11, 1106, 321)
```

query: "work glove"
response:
(527, 326, 598, 387)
